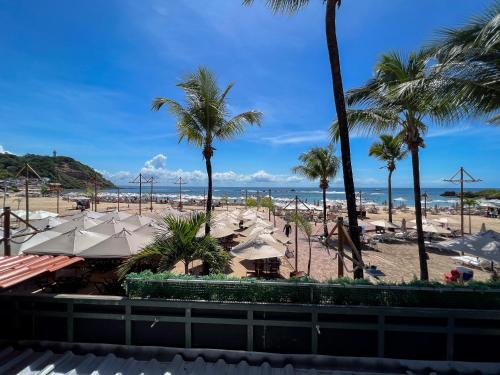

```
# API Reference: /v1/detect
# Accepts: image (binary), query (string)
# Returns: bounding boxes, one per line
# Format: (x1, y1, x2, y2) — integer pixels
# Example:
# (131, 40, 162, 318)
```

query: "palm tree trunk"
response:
(307, 239, 312, 275)
(184, 261, 189, 275)
(388, 169, 393, 223)
(205, 156, 213, 235)
(322, 187, 328, 237)
(325, 0, 362, 278)
(410, 147, 429, 280)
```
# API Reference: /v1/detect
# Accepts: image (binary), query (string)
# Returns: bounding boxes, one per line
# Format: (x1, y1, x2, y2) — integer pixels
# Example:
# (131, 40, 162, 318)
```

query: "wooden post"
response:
(117, 187, 120, 212)
(295, 195, 299, 272)
(25, 165, 29, 225)
(337, 217, 344, 277)
(268, 189, 271, 221)
(3, 207, 11, 256)
(460, 167, 464, 236)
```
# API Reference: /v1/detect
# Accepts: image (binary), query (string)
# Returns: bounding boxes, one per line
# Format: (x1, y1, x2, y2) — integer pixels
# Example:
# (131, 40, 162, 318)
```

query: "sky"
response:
(0, 0, 498, 188)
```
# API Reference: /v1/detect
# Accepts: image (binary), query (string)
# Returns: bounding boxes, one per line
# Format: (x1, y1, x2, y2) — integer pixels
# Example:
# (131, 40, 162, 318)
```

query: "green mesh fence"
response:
(125, 276, 500, 309)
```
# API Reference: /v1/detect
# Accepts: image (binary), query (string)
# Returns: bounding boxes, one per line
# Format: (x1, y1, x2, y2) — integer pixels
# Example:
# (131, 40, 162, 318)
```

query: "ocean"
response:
(98, 186, 492, 207)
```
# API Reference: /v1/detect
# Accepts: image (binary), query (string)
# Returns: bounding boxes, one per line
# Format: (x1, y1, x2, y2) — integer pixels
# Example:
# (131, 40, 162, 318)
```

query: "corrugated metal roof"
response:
(1, 345, 499, 375)
(0, 255, 83, 289)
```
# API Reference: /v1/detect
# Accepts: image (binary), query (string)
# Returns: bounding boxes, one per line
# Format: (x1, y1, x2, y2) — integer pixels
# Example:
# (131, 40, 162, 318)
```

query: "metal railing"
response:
(1, 292, 499, 362)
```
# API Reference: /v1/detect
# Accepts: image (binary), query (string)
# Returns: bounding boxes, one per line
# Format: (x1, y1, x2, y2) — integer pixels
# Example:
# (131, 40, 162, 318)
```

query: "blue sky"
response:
(0, 0, 498, 188)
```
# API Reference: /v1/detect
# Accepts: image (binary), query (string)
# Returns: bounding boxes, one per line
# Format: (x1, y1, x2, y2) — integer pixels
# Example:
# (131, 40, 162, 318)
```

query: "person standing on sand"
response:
(283, 222, 292, 237)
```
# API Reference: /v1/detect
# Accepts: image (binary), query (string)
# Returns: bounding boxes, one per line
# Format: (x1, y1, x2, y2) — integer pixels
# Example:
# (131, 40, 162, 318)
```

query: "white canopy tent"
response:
(30, 216, 68, 230)
(99, 210, 133, 222)
(122, 215, 154, 227)
(12, 210, 59, 220)
(51, 216, 103, 233)
(434, 230, 500, 264)
(9, 229, 62, 255)
(89, 218, 139, 236)
(230, 233, 286, 260)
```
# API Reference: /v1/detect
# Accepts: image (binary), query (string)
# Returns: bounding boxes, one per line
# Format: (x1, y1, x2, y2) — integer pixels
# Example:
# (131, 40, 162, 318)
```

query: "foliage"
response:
(368, 135, 407, 170)
(292, 145, 340, 189)
(245, 197, 259, 207)
(117, 212, 231, 278)
(425, 1, 500, 122)
(0, 153, 114, 189)
(125, 271, 500, 308)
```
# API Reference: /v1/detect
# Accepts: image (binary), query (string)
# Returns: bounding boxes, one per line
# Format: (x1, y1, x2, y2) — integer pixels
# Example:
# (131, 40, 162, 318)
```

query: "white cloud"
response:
(264, 131, 329, 145)
(101, 153, 304, 186)
(0, 145, 14, 155)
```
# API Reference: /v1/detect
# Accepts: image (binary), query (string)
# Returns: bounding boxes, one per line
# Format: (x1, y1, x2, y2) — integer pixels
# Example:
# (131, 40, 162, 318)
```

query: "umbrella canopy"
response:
(51, 216, 103, 233)
(435, 230, 500, 263)
(78, 229, 152, 258)
(433, 217, 458, 226)
(122, 215, 154, 227)
(9, 229, 62, 255)
(230, 233, 285, 260)
(239, 218, 274, 236)
(30, 216, 68, 230)
(12, 210, 59, 220)
(270, 229, 292, 244)
(99, 210, 133, 222)
(134, 222, 164, 237)
(369, 220, 399, 229)
(409, 218, 431, 225)
(421, 224, 451, 234)
(197, 221, 235, 239)
(89, 218, 139, 236)
(24, 229, 109, 256)
(66, 211, 107, 220)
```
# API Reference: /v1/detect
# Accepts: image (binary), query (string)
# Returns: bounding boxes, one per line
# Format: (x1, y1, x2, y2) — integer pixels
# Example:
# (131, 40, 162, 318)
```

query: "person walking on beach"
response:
(283, 222, 292, 237)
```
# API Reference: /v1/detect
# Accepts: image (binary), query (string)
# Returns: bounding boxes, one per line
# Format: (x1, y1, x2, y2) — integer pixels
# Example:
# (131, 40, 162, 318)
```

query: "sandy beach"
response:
(4, 195, 499, 283)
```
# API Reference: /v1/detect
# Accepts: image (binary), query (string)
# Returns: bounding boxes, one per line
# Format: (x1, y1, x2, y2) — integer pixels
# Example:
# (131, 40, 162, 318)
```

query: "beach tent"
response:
(24, 229, 109, 256)
(369, 220, 399, 230)
(230, 233, 285, 260)
(51, 216, 103, 233)
(99, 210, 133, 222)
(78, 229, 152, 258)
(9, 229, 62, 255)
(122, 215, 154, 227)
(434, 230, 500, 263)
(89, 218, 139, 236)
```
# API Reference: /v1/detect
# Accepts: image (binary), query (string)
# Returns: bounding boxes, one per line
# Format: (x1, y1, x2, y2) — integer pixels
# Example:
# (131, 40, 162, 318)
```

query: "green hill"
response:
(0, 153, 115, 189)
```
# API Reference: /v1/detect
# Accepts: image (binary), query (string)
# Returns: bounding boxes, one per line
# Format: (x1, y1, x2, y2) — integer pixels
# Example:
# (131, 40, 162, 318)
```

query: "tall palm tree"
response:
(426, 1, 500, 123)
(330, 51, 460, 280)
(117, 212, 230, 278)
(463, 198, 477, 234)
(243, 0, 363, 278)
(292, 146, 340, 237)
(368, 135, 408, 223)
(152, 67, 262, 235)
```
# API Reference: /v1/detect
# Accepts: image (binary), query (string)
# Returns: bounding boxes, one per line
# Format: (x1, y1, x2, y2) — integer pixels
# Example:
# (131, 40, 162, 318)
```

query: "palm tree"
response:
(463, 198, 477, 234)
(152, 67, 262, 235)
(368, 135, 408, 223)
(290, 212, 313, 275)
(426, 1, 500, 123)
(117, 212, 230, 278)
(243, 0, 363, 279)
(330, 51, 460, 280)
(292, 146, 340, 237)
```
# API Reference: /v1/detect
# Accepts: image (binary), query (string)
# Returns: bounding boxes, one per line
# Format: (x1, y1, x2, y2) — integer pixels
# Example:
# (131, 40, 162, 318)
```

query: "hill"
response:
(0, 153, 115, 190)
(440, 189, 500, 200)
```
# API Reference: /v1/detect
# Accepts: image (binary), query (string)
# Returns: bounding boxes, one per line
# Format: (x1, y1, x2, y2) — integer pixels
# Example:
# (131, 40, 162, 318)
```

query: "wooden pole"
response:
(139, 174, 142, 215)
(3, 206, 11, 256)
(94, 177, 98, 212)
(25, 165, 29, 225)
(460, 167, 464, 236)
(268, 189, 271, 221)
(337, 217, 344, 277)
(150, 178, 153, 212)
(117, 187, 120, 212)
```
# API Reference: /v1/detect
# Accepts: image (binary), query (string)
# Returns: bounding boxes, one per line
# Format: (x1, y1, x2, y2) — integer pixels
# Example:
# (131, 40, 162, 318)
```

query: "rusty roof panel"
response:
(0, 255, 83, 289)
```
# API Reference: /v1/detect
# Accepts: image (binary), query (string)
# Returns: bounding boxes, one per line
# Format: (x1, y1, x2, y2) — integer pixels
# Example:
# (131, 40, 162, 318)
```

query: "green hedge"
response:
(125, 271, 500, 309)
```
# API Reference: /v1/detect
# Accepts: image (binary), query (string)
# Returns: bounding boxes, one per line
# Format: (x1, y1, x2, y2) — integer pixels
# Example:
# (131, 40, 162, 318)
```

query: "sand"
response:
(3, 195, 499, 283)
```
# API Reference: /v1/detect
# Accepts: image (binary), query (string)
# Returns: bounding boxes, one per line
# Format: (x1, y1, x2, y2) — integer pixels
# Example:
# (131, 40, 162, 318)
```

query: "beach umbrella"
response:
(89, 218, 139, 236)
(432, 217, 458, 227)
(197, 221, 234, 239)
(230, 233, 285, 260)
(134, 222, 164, 237)
(409, 217, 431, 225)
(78, 229, 152, 258)
(480, 223, 487, 233)
(30, 216, 68, 230)
(122, 215, 154, 227)
(51, 216, 103, 233)
(24, 229, 109, 256)
(99, 210, 133, 222)
(270, 229, 292, 245)
(9, 228, 62, 255)
(12, 210, 59, 220)
(435, 230, 500, 263)
(66, 211, 107, 220)
(369, 220, 399, 229)
(421, 224, 451, 234)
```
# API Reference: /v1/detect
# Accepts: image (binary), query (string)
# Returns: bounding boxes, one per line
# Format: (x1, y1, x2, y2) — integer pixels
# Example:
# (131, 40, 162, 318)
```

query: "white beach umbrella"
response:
(30, 216, 68, 230)
(409, 217, 431, 225)
(230, 233, 285, 260)
(51, 216, 103, 233)
(9, 228, 62, 255)
(12, 210, 59, 220)
(24, 229, 109, 256)
(134, 222, 164, 237)
(122, 215, 154, 227)
(435, 230, 500, 263)
(269, 229, 292, 244)
(64, 211, 107, 221)
(197, 221, 235, 239)
(99, 210, 133, 222)
(369, 220, 399, 229)
(89, 218, 139, 236)
(432, 217, 458, 227)
(78, 229, 152, 258)
(421, 224, 451, 234)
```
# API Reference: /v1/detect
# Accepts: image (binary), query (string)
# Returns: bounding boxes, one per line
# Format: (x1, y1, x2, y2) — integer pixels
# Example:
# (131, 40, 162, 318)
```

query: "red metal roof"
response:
(0, 255, 83, 289)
